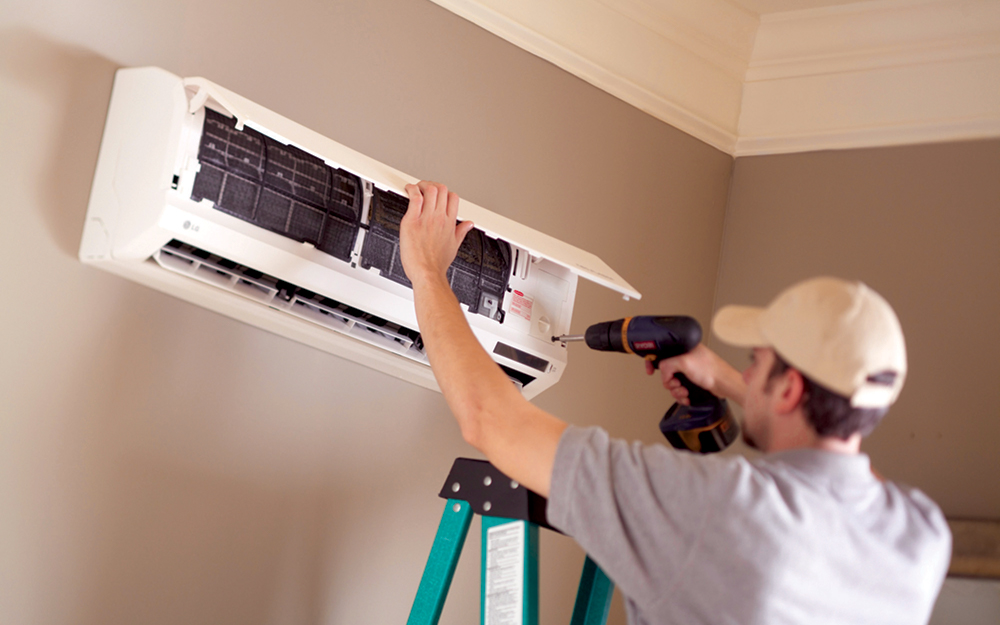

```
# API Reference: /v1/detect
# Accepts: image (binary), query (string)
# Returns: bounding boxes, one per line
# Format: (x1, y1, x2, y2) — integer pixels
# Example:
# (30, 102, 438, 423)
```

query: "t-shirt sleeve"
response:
(548, 424, 741, 608)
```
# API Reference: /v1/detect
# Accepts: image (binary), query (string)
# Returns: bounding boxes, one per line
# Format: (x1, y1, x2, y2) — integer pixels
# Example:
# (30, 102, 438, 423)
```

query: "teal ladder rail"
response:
(407, 458, 614, 625)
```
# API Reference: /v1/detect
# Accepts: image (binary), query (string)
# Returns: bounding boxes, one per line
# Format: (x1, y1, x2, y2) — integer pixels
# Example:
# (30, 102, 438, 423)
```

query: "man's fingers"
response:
(409, 181, 467, 247)
(404, 184, 423, 218)
(658, 358, 681, 384)
(456, 219, 475, 244)
(435, 185, 450, 214)
(417, 181, 439, 213)
(417, 181, 450, 216)
(446, 191, 460, 221)
(668, 381, 690, 405)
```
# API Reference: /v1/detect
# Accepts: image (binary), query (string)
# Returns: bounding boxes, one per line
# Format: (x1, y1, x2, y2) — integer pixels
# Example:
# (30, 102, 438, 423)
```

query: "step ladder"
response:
(407, 458, 614, 625)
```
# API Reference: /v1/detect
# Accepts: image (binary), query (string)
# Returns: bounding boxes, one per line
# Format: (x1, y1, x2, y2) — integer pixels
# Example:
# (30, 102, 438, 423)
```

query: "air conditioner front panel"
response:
(182, 73, 640, 300)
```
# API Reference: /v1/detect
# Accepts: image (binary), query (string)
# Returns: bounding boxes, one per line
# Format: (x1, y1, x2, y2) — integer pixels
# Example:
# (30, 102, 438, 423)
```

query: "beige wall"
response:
(5, 0, 996, 623)
(0, 1, 732, 624)
(714, 140, 1000, 519)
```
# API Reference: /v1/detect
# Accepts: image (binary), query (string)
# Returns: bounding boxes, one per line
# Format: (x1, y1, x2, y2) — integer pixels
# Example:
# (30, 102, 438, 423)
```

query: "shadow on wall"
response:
(83, 461, 330, 625)
(0, 28, 118, 258)
(67, 297, 336, 625)
(0, 29, 445, 625)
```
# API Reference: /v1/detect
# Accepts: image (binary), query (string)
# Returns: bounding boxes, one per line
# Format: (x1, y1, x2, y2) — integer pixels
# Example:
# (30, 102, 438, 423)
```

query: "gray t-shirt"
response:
(548, 426, 951, 625)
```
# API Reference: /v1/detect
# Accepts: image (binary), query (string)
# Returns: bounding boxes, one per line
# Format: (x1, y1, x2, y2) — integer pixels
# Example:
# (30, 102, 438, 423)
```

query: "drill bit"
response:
(552, 334, 585, 343)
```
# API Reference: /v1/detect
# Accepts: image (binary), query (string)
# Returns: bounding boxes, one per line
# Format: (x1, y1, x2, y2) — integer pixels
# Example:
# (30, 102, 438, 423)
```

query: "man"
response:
(399, 181, 950, 624)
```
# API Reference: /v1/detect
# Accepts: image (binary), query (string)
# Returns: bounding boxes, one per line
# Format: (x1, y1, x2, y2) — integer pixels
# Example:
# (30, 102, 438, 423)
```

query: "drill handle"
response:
(672, 372, 718, 407)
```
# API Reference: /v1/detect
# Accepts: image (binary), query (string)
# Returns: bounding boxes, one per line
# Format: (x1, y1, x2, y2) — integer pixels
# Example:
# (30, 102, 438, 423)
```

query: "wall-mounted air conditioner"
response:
(81, 67, 641, 399)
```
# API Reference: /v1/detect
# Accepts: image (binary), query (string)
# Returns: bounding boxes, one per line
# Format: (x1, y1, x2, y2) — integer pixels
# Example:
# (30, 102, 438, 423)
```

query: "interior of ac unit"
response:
(152, 106, 539, 389)
(190, 108, 512, 322)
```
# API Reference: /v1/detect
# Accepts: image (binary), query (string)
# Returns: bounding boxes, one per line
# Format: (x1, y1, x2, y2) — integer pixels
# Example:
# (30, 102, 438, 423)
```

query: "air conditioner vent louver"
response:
(157, 238, 424, 354)
(154, 239, 537, 388)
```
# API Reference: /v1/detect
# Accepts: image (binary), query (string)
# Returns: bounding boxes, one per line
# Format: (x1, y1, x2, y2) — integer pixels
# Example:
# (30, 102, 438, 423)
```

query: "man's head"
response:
(712, 277, 907, 450)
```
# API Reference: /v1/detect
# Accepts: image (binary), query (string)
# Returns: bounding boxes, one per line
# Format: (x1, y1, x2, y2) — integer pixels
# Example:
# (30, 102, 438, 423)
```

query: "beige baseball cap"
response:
(712, 277, 907, 408)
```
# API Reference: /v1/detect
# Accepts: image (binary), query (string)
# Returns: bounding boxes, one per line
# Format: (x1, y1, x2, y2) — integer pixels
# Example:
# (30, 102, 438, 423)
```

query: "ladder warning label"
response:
(485, 521, 525, 625)
(510, 291, 533, 322)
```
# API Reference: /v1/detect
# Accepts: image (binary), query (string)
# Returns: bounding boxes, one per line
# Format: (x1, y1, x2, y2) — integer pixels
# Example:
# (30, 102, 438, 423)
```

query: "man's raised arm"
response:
(399, 181, 567, 497)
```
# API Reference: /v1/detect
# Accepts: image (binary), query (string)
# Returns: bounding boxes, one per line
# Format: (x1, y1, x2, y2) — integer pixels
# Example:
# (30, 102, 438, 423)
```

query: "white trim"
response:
(746, 37, 1000, 82)
(747, 0, 1000, 82)
(757, 0, 977, 23)
(739, 0, 1000, 154)
(429, 0, 1000, 155)
(735, 115, 1000, 156)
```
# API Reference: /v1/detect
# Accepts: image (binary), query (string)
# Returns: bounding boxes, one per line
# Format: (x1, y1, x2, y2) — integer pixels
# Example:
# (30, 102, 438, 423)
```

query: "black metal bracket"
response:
(437, 458, 555, 531)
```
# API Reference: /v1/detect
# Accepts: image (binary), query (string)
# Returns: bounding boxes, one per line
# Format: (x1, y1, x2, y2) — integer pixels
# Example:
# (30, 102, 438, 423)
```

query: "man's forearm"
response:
(411, 273, 518, 443)
(658, 344, 748, 408)
(714, 359, 747, 407)
(410, 273, 567, 497)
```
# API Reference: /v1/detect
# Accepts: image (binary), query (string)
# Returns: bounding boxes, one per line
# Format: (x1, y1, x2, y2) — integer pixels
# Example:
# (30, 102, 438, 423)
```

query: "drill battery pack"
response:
(660, 400, 740, 454)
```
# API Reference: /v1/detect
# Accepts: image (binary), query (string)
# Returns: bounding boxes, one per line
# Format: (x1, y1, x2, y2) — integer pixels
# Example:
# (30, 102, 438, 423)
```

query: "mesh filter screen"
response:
(191, 109, 361, 262)
(360, 188, 512, 321)
(191, 108, 512, 322)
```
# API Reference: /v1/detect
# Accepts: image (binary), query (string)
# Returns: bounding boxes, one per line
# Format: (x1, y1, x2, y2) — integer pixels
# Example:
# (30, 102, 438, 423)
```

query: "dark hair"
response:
(768, 354, 888, 440)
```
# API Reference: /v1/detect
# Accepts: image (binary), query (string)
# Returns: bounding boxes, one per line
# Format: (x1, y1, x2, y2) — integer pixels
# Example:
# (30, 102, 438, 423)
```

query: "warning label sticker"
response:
(485, 521, 525, 625)
(510, 290, 533, 322)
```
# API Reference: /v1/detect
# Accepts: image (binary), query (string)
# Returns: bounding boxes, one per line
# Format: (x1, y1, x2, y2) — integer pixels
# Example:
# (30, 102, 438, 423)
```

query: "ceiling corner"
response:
(431, 0, 1000, 156)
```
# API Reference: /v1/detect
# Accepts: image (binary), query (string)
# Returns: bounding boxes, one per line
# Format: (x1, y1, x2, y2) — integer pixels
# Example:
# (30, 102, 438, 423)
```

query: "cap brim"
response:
(712, 305, 768, 347)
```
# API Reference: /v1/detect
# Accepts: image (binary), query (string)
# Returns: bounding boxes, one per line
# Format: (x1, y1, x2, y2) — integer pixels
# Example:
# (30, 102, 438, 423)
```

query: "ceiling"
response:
(430, 0, 1000, 155)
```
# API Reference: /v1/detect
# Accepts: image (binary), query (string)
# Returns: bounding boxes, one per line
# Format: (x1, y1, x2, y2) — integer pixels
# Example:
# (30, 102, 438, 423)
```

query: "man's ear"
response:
(774, 367, 806, 414)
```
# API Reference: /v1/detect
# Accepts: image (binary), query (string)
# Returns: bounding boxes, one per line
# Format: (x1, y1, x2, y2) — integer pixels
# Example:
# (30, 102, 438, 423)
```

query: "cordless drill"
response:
(554, 316, 739, 454)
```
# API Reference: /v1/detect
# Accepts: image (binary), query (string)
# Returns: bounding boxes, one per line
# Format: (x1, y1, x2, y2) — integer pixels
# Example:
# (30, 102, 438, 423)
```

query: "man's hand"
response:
(646, 344, 747, 407)
(400, 181, 476, 287)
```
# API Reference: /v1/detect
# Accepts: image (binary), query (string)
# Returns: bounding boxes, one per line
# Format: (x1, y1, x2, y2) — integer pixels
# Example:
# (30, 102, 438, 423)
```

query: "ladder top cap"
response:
(439, 458, 555, 531)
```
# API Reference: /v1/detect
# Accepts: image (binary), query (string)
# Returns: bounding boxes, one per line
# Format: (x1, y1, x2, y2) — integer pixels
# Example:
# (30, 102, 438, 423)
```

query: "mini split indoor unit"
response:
(81, 67, 641, 398)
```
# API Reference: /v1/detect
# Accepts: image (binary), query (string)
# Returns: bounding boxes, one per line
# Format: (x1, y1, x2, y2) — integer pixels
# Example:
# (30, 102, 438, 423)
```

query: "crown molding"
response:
(735, 114, 1000, 156)
(738, 0, 1000, 155)
(747, 0, 1000, 81)
(430, 0, 1000, 156)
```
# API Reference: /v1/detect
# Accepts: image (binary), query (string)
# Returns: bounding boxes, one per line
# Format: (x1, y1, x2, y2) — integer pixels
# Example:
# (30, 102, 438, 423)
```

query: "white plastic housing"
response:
(81, 67, 641, 399)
